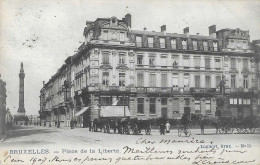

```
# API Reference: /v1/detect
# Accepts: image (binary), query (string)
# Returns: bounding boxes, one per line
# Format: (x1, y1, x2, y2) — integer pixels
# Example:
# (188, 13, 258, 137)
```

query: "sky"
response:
(0, 0, 260, 115)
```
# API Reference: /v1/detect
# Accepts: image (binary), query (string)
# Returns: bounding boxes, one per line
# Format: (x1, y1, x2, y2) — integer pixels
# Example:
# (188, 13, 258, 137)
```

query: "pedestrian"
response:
(200, 116, 205, 135)
(160, 122, 165, 135)
(166, 121, 170, 133)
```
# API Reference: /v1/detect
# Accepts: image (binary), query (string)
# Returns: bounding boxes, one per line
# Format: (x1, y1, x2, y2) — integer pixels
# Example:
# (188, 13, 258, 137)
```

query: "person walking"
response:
(166, 121, 170, 133)
(200, 116, 205, 135)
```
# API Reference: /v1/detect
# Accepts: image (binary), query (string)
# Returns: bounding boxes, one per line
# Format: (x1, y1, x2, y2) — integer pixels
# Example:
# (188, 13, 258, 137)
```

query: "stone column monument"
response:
(17, 62, 26, 116)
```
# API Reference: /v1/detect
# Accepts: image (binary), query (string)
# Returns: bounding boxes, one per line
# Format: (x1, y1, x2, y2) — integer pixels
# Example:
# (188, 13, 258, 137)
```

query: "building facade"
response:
(40, 14, 260, 127)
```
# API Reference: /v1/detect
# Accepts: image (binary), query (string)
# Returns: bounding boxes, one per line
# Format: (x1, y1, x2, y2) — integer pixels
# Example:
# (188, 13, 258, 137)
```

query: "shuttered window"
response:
(137, 98, 144, 114)
(231, 58, 236, 69)
(193, 40, 198, 50)
(161, 74, 168, 87)
(205, 58, 210, 69)
(194, 57, 200, 69)
(195, 75, 200, 88)
(149, 98, 156, 114)
(148, 37, 153, 48)
(231, 75, 236, 89)
(184, 74, 189, 87)
(102, 51, 110, 64)
(171, 39, 176, 49)
(149, 74, 156, 87)
(195, 100, 201, 114)
(137, 73, 144, 87)
(172, 74, 178, 87)
(161, 56, 167, 68)
(206, 76, 211, 88)
(160, 38, 166, 48)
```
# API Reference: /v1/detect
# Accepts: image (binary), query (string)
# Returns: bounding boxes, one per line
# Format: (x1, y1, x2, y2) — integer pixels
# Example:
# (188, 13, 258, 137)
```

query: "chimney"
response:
(184, 27, 189, 36)
(43, 81, 45, 86)
(125, 14, 131, 28)
(209, 25, 216, 38)
(161, 25, 166, 32)
(143, 27, 147, 31)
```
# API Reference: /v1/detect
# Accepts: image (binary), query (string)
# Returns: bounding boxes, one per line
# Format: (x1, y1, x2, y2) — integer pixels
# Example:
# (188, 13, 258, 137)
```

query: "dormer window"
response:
(103, 30, 108, 40)
(120, 32, 125, 42)
(193, 40, 198, 50)
(213, 41, 218, 51)
(203, 41, 208, 51)
(182, 39, 187, 50)
(160, 38, 166, 48)
(136, 36, 142, 47)
(148, 37, 153, 48)
(171, 39, 176, 49)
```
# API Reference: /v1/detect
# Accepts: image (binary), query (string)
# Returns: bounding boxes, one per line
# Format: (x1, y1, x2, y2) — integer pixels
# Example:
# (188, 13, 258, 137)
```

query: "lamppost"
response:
(123, 94, 125, 117)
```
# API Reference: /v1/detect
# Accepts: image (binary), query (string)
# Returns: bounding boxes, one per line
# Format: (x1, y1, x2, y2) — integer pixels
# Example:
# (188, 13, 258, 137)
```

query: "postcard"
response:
(0, 0, 260, 164)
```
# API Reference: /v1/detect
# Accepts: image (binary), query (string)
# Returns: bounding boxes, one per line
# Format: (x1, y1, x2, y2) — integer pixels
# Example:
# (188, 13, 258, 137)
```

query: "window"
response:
(231, 75, 236, 89)
(161, 98, 167, 105)
(205, 58, 210, 69)
(149, 98, 156, 114)
(194, 57, 200, 69)
(193, 40, 198, 50)
(160, 38, 166, 48)
(230, 98, 237, 105)
(215, 59, 221, 69)
(182, 39, 187, 50)
(149, 57, 155, 66)
(161, 74, 168, 87)
(171, 39, 176, 49)
(172, 73, 178, 87)
(184, 74, 189, 87)
(203, 41, 208, 51)
(216, 75, 221, 87)
(136, 36, 142, 47)
(120, 32, 125, 42)
(102, 52, 110, 64)
(172, 56, 178, 67)
(148, 37, 153, 48)
(231, 58, 236, 69)
(213, 42, 218, 51)
(100, 96, 112, 106)
(137, 98, 144, 114)
(137, 73, 144, 87)
(239, 98, 242, 104)
(161, 56, 167, 68)
(117, 96, 129, 106)
(119, 73, 125, 86)
(243, 59, 248, 69)
(185, 98, 190, 106)
(243, 99, 250, 105)
(242, 41, 247, 50)
(195, 75, 200, 88)
(206, 76, 211, 88)
(149, 74, 156, 87)
(103, 30, 108, 40)
(243, 76, 248, 89)
(102, 72, 109, 86)
(119, 54, 125, 64)
(183, 56, 189, 68)
(195, 99, 201, 114)
(205, 100, 211, 113)
(137, 55, 143, 65)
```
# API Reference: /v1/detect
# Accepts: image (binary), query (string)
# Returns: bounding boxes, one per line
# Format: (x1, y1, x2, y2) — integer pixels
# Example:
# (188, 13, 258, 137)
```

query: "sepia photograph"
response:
(0, 0, 260, 164)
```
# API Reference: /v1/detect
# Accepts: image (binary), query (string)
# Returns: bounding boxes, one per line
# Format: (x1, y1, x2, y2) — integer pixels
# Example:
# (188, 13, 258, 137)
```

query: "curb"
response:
(0, 133, 8, 142)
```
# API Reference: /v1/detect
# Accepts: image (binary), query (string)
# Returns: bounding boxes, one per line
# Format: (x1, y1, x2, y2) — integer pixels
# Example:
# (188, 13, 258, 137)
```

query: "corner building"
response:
(40, 14, 260, 127)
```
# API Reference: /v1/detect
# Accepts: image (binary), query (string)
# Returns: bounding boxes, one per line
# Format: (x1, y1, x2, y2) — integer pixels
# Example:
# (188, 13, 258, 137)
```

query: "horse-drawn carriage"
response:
(89, 105, 152, 135)
(204, 115, 259, 134)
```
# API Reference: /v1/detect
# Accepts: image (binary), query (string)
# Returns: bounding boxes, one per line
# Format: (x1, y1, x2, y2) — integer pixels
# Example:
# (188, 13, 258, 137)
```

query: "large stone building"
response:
(39, 14, 260, 127)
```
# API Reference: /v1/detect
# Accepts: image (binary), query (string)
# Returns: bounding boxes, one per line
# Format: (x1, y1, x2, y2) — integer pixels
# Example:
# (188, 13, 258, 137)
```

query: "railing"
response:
(88, 86, 221, 95)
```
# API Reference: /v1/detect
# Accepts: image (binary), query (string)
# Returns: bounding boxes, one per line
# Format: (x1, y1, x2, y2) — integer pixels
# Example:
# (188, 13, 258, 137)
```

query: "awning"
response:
(75, 107, 90, 116)
(100, 106, 130, 117)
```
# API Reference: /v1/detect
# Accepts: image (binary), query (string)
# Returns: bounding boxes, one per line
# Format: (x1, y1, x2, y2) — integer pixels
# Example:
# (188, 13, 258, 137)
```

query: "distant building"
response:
(39, 14, 260, 128)
(0, 74, 7, 135)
